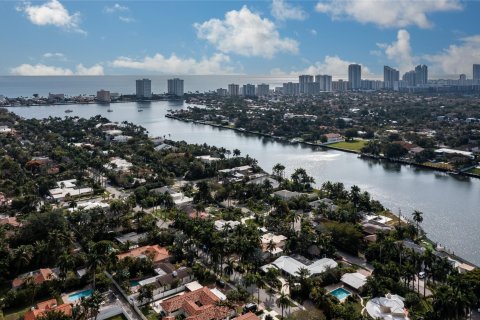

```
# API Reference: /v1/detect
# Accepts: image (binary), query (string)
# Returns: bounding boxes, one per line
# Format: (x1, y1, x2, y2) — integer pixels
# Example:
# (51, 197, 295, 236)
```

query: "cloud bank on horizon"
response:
(3, 0, 479, 78)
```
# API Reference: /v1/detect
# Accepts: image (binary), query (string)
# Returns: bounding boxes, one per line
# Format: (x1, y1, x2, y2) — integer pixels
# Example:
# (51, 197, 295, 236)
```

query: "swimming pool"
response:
(329, 287, 351, 301)
(68, 289, 93, 301)
(130, 280, 140, 287)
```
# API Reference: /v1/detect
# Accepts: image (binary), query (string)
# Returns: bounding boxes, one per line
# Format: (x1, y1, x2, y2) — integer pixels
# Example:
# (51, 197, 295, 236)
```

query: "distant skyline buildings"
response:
(167, 78, 184, 97)
(383, 66, 400, 90)
(474, 64, 480, 81)
(348, 64, 362, 90)
(228, 83, 239, 96)
(298, 75, 314, 94)
(415, 65, 429, 85)
(136, 78, 152, 99)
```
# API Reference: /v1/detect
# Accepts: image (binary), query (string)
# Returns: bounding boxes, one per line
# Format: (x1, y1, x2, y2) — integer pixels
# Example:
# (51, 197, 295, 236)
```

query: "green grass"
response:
(329, 140, 367, 152)
(140, 306, 157, 320)
(468, 167, 480, 175)
(2, 306, 31, 320)
(105, 315, 127, 320)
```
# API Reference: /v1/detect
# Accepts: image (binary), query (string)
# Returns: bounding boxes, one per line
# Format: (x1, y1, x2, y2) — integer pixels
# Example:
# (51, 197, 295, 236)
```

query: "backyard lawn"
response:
(329, 140, 367, 152)
(3, 306, 30, 320)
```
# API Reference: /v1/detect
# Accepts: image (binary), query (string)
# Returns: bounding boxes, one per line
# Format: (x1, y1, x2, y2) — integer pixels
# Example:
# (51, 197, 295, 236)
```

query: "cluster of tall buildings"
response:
(221, 83, 271, 97)
(134, 78, 185, 99)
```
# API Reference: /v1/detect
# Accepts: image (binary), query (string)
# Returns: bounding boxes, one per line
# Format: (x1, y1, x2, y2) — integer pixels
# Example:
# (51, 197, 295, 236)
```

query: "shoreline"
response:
(165, 114, 480, 180)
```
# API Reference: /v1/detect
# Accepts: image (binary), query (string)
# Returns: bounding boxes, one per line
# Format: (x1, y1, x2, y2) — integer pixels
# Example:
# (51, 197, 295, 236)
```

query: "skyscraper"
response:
(415, 65, 428, 85)
(228, 84, 239, 96)
(474, 64, 480, 82)
(315, 75, 332, 92)
(299, 75, 313, 94)
(282, 82, 299, 96)
(402, 71, 416, 86)
(348, 64, 361, 90)
(136, 79, 152, 99)
(256, 83, 270, 97)
(383, 66, 400, 90)
(167, 78, 184, 96)
(243, 84, 256, 97)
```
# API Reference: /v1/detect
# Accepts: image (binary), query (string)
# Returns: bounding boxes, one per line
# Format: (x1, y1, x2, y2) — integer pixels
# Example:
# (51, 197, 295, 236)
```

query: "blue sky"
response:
(1, 0, 479, 78)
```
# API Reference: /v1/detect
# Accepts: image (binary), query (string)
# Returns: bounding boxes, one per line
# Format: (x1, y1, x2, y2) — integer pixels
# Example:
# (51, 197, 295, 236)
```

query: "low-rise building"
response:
(262, 255, 337, 278)
(272, 190, 310, 201)
(324, 133, 343, 144)
(48, 179, 93, 201)
(159, 287, 230, 320)
(117, 245, 170, 265)
(12, 268, 57, 289)
(341, 272, 368, 291)
(24, 299, 72, 320)
(261, 233, 287, 257)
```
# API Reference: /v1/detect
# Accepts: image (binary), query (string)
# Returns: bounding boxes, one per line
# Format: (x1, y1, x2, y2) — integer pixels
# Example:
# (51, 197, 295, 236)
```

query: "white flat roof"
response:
(341, 272, 368, 290)
(267, 255, 337, 277)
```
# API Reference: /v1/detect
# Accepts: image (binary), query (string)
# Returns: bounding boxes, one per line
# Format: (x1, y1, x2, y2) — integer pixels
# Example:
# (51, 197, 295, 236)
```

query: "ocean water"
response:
(0, 75, 298, 97)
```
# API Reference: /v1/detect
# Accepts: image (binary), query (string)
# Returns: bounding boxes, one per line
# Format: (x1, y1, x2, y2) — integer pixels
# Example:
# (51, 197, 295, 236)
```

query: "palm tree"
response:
(233, 149, 241, 157)
(224, 259, 235, 281)
(412, 210, 424, 240)
(276, 292, 291, 319)
(255, 273, 265, 304)
(272, 163, 285, 180)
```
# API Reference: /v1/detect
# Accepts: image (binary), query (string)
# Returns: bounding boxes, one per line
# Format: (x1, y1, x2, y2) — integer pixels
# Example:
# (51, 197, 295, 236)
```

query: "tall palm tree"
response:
(412, 210, 424, 240)
(276, 292, 291, 319)
(223, 259, 234, 281)
(255, 273, 265, 304)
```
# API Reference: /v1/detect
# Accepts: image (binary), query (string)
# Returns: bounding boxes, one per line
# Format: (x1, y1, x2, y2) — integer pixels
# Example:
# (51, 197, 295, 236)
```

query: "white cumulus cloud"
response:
(315, 0, 462, 29)
(111, 53, 235, 75)
(43, 52, 65, 59)
(10, 63, 104, 76)
(271, 0, 307, 21)
(194, 6, 299, 58)
(377, 29, 414, 73)
(424, 35, 480, 77)
(18, 0, 85, 34)
(271, 55, 374, 79)
(104, 3, 129, 13)
(119, 16, 135, 23)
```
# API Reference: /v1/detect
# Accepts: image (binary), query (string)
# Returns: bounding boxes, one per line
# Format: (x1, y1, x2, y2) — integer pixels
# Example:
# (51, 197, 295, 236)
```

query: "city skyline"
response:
(0, 0, 479, 78)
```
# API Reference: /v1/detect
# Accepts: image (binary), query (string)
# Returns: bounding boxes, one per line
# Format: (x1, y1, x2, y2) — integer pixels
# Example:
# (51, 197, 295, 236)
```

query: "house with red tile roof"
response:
(116, 245, 170, 265)
(0, 216, 21, 228)
(160, 287, 230, 320)
(23, 298, 72, 320)
(234, 312, 261, 320)
(12, 268, 57, 289)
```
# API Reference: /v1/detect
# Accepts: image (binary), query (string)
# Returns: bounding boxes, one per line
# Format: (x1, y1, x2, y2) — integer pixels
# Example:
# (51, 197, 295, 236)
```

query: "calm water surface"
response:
(6, 101, 480, 266)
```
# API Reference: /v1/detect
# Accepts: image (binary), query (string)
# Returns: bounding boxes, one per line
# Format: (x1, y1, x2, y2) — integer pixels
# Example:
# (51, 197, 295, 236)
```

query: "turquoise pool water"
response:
(68, 289, 93, 301)
(329, 287, 351, 301)
(130, 280, 140, 287)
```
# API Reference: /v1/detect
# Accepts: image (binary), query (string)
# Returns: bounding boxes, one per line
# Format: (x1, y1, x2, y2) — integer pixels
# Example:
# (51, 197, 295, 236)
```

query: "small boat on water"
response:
(65, 109, 73, 113)
(107, 109, 113, 112)
(138, 109, 144, 112)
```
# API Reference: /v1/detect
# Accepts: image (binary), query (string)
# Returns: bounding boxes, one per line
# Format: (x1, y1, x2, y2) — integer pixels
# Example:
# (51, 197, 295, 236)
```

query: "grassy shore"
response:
(468, 167, 480, 175)
(328, 140, 367, 152)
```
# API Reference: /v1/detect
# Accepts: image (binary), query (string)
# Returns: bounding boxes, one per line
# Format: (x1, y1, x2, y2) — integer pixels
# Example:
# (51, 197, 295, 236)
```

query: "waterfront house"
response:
(272, 190, 310, 201)
(324, 133, 343, 144)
